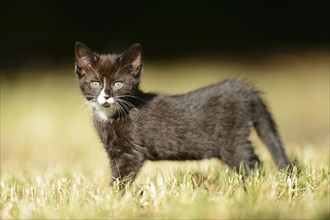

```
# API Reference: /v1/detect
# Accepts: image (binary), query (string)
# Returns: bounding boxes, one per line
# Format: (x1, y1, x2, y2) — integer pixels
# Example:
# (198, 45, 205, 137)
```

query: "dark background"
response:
(0, 0, 329, 70)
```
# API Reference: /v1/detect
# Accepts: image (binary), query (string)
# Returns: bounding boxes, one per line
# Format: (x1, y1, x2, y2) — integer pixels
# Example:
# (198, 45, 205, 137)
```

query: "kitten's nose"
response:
(104, 94, 110, 99)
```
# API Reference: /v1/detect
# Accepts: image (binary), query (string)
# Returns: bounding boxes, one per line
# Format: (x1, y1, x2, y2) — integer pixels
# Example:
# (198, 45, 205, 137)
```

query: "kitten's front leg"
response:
(109, 150, 144, 190)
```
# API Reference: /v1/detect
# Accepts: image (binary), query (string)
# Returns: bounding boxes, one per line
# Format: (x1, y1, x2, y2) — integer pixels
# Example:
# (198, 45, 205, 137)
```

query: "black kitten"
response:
(74, 42, 289, 186)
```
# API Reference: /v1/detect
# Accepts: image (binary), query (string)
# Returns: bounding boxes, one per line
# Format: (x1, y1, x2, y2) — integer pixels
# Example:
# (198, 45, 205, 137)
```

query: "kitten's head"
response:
(74, 42, 142, 121)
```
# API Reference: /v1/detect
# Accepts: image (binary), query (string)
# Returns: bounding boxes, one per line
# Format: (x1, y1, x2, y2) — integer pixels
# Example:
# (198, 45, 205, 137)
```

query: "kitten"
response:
(74, 42, 289, 187)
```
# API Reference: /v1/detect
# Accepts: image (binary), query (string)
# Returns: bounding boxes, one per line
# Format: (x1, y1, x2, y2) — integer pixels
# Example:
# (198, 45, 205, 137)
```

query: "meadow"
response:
(1, 50, 329, 219)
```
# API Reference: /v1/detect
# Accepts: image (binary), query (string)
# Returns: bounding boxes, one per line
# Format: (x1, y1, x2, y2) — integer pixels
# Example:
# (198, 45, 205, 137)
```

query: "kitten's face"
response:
(74, 42, 142, 121)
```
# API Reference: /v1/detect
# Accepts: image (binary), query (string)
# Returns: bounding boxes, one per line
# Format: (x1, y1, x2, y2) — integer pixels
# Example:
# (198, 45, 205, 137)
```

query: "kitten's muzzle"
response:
(102, 102, 111, 108)
(100, 97, 115, 108)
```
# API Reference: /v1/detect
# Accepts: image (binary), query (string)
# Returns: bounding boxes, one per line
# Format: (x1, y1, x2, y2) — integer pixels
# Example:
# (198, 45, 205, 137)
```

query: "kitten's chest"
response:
(94, 118, 135, 148)
(93, 122, 113, 147)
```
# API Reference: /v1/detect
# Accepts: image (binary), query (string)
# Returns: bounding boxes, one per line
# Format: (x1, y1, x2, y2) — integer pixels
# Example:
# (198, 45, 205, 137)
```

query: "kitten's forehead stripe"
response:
(97, 54, 120, 79)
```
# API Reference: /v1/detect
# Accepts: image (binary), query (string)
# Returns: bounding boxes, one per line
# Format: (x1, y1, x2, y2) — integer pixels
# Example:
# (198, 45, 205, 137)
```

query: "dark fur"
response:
(74, 42, 289, 186)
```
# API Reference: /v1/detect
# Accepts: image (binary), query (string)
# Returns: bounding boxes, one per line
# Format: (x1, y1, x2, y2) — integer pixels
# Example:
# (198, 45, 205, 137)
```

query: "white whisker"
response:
(114, 63, 132, 78)
(87, 65, 100, 77)
(76, 100, 94, 121)
(117, 99, 133, 109)
(116, 98, 141, 117)
(113, 103, 121, 120)
(115, 102, 126, 125)
(117, 95, 147, 103)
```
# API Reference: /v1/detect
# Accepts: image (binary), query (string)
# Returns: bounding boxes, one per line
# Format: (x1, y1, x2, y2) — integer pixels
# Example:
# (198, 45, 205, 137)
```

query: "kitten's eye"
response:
(90, 81, 101, 89)
(113, 81, 123, 90)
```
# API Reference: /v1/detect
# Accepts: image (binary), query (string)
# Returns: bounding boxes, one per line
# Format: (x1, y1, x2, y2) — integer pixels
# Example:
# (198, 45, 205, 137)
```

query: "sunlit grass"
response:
(1, 52, 329, 219)
(1, 162, 329, 219)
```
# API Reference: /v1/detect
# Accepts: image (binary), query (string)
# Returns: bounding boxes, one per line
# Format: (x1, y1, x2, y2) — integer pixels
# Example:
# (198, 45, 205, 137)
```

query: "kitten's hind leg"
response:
(220, 141, 262, 176)
(237, 141, 263, 176)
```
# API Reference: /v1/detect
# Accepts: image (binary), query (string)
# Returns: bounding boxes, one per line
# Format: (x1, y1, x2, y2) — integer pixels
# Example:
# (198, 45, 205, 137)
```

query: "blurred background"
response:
(1, 1, 329, 178)
(1, 0, 329, 69)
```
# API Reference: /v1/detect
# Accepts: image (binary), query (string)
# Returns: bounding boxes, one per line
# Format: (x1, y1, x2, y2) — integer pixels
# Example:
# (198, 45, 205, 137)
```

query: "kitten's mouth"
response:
(96, 103, 118, 120)
(102, 103, 111, 108)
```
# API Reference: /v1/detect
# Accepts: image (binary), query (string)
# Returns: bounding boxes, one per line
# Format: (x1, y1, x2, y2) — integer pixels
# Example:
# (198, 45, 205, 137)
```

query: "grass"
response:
(1, 51, 329, 219)
(1, 162, 329, 219)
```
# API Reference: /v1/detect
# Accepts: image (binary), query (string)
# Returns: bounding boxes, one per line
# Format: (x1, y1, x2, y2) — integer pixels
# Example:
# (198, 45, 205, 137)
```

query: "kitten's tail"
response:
(252, 95, 289, 170)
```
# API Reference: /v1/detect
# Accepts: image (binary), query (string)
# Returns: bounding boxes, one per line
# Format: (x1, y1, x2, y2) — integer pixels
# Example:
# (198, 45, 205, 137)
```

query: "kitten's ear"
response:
(74, 42, 98, 76)
(119, 43, 142, 76)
